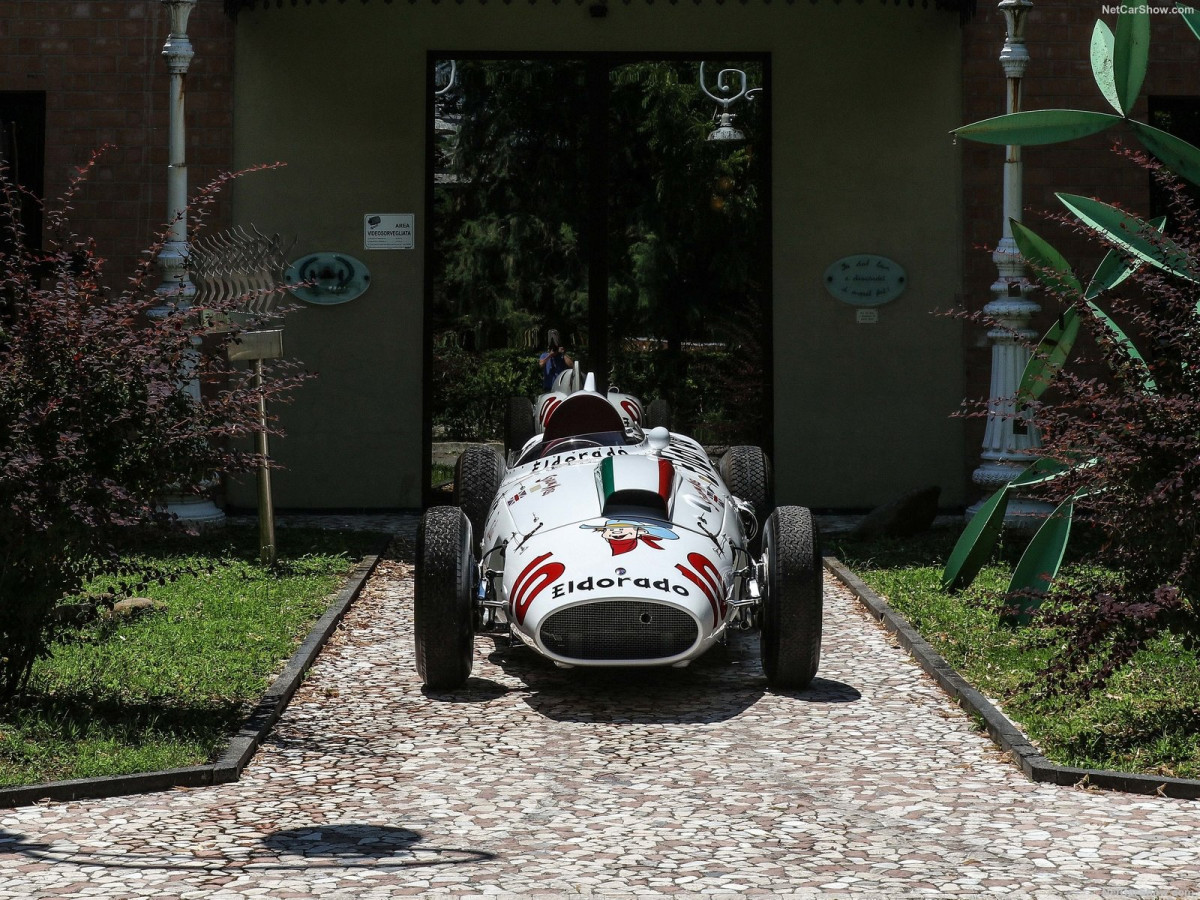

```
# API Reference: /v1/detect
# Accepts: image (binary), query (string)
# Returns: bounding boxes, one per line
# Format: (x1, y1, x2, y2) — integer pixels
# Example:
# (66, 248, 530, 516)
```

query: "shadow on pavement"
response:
(472, 630, 861, 723)
(421, 676, 512, 702)
(484, 632, 764, 723)
(0, 824, 494, 871)
(414, 626, 863, 722)
(264, 824, 421, 856)
(770, 676, 861, 703)
(262, 824, 495, 866)
(0, 829, 52, 856)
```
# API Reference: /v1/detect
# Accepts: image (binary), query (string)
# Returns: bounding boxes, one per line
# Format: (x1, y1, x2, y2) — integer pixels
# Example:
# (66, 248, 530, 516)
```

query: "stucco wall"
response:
(231, 2, 964, 510)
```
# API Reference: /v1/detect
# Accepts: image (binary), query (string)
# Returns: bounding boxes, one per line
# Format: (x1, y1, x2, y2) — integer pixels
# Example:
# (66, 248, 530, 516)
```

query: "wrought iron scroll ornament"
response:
(699, 62, 748, 112)
(435, 59, 456, 96)
(699, 62, 759, 142)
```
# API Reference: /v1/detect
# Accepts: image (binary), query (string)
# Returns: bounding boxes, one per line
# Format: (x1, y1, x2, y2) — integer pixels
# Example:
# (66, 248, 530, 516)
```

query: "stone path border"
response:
(825, 556, 1200, 802)
(0, 542, 388, 810)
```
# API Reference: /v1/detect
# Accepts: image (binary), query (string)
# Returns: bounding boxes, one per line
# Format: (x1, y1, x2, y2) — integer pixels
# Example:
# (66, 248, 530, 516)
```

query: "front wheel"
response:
(759, 506, 823, 689)
(414, 506, 477, 689)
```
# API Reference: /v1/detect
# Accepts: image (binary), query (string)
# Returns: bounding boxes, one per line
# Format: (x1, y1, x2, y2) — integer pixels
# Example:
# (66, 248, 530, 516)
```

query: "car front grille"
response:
(539, 600, 699, 661)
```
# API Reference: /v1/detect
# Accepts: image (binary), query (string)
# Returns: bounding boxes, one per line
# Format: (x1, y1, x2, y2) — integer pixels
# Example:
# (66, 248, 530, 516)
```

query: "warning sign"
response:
(364, 214, 415, 250)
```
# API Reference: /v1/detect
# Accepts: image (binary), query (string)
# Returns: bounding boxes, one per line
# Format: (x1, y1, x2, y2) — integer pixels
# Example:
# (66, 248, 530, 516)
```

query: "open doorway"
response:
(424, 53, 771, 500)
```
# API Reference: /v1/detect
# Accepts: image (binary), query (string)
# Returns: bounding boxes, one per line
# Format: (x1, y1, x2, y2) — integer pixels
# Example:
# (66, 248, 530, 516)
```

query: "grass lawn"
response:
(828, 528, 1200, 780)
(0, 526, 383, 788)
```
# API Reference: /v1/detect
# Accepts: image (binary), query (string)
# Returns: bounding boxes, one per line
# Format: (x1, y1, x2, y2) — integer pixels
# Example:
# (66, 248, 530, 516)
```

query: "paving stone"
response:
(0, 514, 1198, 897)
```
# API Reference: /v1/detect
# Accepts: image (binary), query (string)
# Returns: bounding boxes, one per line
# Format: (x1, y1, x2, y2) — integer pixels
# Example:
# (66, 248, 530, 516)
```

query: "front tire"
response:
(759, 506, 823, 689)
(415, 506, 476, 689)
(454, 444, 504, 545)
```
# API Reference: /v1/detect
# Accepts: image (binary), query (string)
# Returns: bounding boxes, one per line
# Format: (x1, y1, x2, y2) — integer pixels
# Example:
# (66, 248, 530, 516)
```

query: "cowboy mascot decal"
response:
(582, 519, 680, 556)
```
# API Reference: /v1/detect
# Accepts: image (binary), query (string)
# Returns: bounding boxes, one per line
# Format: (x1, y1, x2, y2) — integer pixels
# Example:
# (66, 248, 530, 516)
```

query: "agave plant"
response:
(944, 6, 1200, 625)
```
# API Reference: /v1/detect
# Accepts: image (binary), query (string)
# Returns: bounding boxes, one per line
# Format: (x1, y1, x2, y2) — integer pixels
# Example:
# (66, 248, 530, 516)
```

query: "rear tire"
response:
(646, 398, 672, 431)
(415, 506, 476, 689)
(720, 445, 774, 553)
(454, 444, 504, 545)
(505, 396, 536, 457)
(759, 506, 823, 689)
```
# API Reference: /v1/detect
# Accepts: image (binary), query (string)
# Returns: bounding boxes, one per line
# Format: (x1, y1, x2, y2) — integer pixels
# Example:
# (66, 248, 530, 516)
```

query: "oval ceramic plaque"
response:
(285, 252, 371, 305)
(824, 255, 906, 307)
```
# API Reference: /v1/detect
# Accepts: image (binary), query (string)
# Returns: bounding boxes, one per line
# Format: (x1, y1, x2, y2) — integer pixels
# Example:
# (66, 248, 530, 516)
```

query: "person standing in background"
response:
(539, 328, 574, 391)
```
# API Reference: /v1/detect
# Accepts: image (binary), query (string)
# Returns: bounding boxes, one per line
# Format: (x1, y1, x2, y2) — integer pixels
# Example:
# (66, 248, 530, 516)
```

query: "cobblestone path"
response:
(2, 541, 1200, 898)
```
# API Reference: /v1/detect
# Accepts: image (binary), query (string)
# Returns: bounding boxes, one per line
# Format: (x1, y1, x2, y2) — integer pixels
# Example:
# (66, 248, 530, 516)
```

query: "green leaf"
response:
(1003, 491, 1084, 625)
(1056, 193, 1198, 283)
(1085, 249, 1134, 300)
(942, 486, 1011, 592)
(1018, 308, 1082, 401)
(1009, 219, 1083, 295)
(1091, 20, 1123, 115)
(1113, 10, 1151, 113)
(1085, 299, 1159, 392)
(1011, 456, 1076, 488)
(953, 110, 1122, 146)
(1128, 120, 1200, 188)
(1083, 215, 1166, 299)
(941, 457, 1073, 592)
(1178, 3, 1200, 42)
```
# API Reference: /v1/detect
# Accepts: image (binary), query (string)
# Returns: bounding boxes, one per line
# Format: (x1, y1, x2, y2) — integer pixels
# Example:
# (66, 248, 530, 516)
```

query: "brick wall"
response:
(959, 2, 1200, 501)
(0, 1, 234, 281)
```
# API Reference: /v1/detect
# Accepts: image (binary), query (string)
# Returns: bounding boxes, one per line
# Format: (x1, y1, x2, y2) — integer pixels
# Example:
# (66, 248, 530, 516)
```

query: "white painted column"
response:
(154, 0, 225, 525)
(968, 0, 1052, 526)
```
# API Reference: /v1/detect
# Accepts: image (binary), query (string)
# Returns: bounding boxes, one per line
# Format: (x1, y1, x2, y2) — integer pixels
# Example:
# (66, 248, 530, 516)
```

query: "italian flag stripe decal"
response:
(601, 456, 617, 500)
(658, 458, 674, 498)
(599, 456, 675, 504)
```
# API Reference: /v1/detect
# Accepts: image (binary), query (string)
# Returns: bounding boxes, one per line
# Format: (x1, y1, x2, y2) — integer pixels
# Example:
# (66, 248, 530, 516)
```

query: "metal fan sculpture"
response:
(189, 225, 296, 564)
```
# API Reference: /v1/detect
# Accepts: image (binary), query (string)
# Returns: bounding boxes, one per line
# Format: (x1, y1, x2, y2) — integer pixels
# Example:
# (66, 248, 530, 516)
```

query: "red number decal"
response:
(675, 552, 726, 627)
(511, 552, 566, 624)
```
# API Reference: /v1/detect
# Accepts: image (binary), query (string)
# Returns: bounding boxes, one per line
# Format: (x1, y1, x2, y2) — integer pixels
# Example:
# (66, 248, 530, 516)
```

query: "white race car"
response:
(416, 376, 822, 690)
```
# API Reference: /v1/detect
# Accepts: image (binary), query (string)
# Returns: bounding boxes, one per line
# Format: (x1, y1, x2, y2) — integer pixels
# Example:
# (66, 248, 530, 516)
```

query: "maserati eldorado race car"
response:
(415, 375, 823, 690)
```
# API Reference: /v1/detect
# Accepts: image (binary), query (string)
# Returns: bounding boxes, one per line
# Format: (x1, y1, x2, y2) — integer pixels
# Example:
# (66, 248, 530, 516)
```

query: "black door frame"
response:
(422, 50, 773, 507)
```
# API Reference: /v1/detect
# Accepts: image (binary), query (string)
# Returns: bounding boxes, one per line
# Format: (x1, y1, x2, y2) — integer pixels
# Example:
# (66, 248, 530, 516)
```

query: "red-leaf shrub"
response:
(1006, 159, 1200, 691)
(0, 152, 309, 698)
